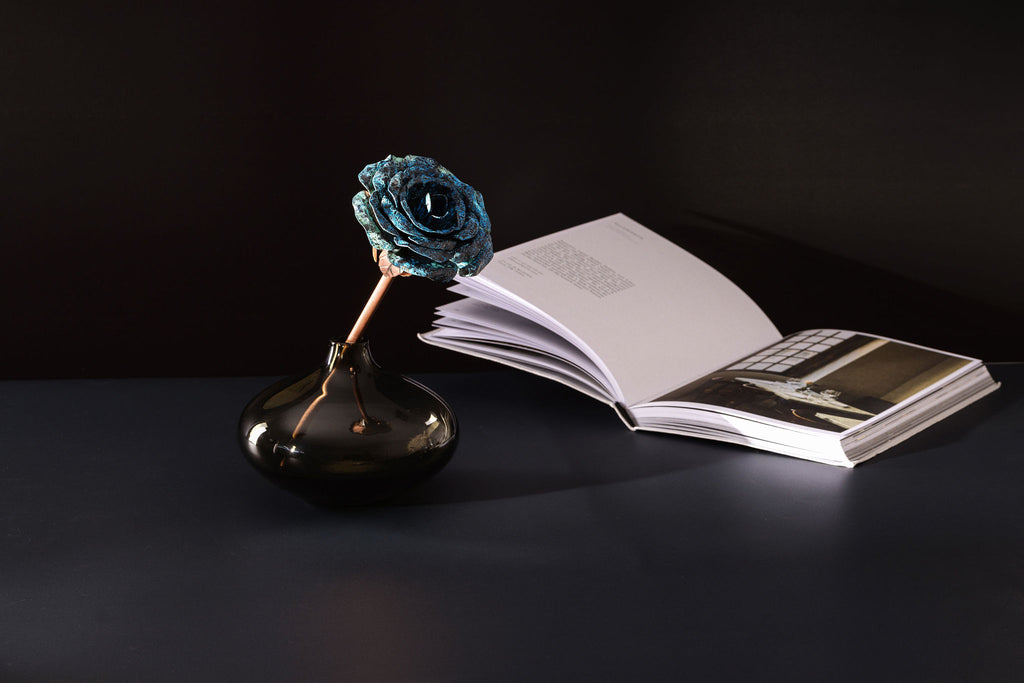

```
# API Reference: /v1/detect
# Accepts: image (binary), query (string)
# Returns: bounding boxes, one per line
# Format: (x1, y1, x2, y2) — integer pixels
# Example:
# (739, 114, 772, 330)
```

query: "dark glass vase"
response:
(238, 338, 458, 506)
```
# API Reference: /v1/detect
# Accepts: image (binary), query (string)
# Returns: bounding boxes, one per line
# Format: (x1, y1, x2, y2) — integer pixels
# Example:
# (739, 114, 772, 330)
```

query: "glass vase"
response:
(238, 338, 458, 506)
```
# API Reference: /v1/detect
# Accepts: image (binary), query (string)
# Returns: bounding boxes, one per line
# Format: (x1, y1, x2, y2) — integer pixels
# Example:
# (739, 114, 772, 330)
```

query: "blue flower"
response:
(352, 154, 493, 282)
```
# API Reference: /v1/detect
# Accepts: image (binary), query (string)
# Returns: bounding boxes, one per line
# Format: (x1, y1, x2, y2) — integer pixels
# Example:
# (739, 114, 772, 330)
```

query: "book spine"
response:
(614, 402, 638, 430)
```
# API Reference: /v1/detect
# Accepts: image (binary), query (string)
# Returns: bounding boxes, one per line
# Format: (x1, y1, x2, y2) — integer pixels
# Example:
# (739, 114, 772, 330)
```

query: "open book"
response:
(419, 214, 1000, 466)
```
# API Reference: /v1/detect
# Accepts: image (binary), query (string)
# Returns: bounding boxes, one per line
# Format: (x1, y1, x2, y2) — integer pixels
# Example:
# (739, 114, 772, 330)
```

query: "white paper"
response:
(450, 214, 781, 405)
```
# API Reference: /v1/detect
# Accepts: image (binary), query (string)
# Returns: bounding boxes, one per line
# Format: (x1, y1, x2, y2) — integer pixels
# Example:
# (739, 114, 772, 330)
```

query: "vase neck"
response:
(327, 338, 374, 371)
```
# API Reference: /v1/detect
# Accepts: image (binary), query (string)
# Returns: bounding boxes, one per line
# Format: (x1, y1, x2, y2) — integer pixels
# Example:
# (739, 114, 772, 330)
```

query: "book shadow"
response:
(399, 365, 1017, 503)
(865, 370, 1017, 465)
(242, 365, 1015, 515)
(392, 434, 723, 506)
(388, 373, 740, 506)
(396, 370, 738, 506)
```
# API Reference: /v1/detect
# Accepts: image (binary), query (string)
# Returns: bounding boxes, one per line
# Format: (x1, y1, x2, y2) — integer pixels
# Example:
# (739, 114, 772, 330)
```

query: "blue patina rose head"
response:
(352, 154, 493, 282)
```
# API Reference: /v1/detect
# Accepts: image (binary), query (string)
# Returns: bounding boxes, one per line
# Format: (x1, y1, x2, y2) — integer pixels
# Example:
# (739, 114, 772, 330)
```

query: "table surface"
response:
(2, 364, 1022, 682)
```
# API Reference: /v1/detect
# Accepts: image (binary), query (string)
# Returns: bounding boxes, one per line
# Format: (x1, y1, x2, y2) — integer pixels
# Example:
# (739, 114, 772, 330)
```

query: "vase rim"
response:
(330, 336, 369, 346)
(326, 337, 372, 368)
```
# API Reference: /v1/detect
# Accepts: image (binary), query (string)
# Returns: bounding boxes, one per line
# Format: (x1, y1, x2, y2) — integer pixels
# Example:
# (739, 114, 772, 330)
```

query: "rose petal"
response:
(403, 239, 459, 264)
(401, 179, 463, 235)
(361, 216, 397, 253)
(466, 188, 489, 226)
(365, 192, 399, 236)
(369, 192, 449, 255)
(456, 241, 493, 277)
(370, 155, 402, 193)
(377, 191, 438, 244)
(452, 235, 483, 262)
(453, 214, 480, 241)
(401, 155, 441, 175)
(353, 192, 394, 252)
(357, 160, 382, 192)
(390, 249, 458, 282)
(448, 190, 466, 233)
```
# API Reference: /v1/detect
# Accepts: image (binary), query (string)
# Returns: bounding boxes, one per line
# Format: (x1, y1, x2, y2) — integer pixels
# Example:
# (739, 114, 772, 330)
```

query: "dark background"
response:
(3, 1, 1022, 379)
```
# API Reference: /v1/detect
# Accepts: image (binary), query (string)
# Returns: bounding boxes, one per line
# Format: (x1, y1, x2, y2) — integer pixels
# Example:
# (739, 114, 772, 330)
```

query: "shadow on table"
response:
(241, 364, 1016, 511)
(866, 366, 1017, 465)
(398, 364, 1016, 505)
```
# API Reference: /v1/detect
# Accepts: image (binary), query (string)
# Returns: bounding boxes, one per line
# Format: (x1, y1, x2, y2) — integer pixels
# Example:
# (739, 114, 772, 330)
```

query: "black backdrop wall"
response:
(3, 1, 1022, 379)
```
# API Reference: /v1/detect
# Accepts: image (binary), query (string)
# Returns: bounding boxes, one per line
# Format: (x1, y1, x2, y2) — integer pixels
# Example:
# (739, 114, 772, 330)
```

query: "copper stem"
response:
(291, 363, 339, 439)
(345, 274, 393, 344)
(290, 274, 394, 439)
(350, 365, 371, 424)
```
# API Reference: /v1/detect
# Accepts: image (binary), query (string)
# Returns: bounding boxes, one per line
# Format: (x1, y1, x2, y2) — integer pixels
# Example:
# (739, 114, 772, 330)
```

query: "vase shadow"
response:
(333, 371, 732, 506)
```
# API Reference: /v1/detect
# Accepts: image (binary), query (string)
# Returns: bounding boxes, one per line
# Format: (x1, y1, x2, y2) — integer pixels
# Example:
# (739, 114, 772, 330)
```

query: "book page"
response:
(645, 329, 979, 435)
(459, 214, 780, 405)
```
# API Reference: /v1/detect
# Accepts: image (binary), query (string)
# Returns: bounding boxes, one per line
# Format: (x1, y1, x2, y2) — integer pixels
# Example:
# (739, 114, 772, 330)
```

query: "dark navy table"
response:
(2, 365, 1021, 681)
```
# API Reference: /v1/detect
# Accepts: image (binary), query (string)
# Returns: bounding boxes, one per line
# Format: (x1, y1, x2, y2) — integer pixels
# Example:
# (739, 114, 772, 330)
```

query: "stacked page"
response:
(420, 214, 999, 466)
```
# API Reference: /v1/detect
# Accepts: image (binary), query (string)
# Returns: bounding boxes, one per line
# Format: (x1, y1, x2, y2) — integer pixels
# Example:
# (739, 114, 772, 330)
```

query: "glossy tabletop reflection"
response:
(2, 365, 1022, 682)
